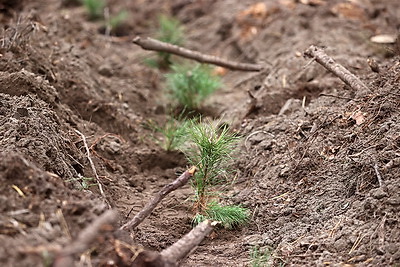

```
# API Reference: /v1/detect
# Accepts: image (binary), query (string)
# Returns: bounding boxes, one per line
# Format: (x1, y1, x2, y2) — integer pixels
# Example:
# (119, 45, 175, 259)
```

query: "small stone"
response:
(279, 165, 290, 177)
(154, 105, 165, 115)
(262, 233, 273, 246)
(127, 178, 145, 192)
(98, 64, 113, 77)
(249, 133, 264, 145)
(385, 243, 399, 254)
(242, 234, 263, 246)
(375, 246, 385, 255)
(370, 188, 387, 199)
(386, 197, 400, 206)
(259, 140, 273, 150)
(282, 208, 293, 216)
(334, 238, 347, 251)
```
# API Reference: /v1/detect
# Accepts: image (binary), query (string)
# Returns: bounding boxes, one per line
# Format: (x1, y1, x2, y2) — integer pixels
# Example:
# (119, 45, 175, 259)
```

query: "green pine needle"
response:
(147, 116, 189, 151)
(193, 201, 249, 229)
(250, 246, 273, 267)
(184, 120, 239, 188)
(165, 64, 221, 109)
(151, 15, 184, 68)
(81, 0, 105, 20)
(157, 15, 184, 46)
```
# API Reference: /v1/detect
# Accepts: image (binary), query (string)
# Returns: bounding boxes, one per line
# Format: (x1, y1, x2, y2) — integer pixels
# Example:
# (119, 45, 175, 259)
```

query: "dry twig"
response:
(120, 166, 196, 231)
(74, 129, 111, 208)
(373, 162, 384, 188)
(304, 45, 370, 92)
(131, 220, 218, 266)
(160, 220, 218, 265)
(54, 210, 118, 267)
(133, 36, 263, 72)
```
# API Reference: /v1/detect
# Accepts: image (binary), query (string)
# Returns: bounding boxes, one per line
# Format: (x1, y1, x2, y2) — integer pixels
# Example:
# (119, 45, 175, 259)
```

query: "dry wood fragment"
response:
(120, 166, 196, 231)
(54, 210, 118, 267)
(304, 45, 370, 92)
(373, 162, 385, 188)
(133, 36, 263, 72)
(160, 220, 218, 265)
(132, 220, 218, 267)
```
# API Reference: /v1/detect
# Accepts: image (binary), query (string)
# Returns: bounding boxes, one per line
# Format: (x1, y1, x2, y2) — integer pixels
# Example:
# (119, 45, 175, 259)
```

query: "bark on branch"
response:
(120, 166, 196, 231)
(133, 36, 263, 72)
(160, 220, 218, 265)
(54, 210, 118, 267)
(133, 220, 218, 267)
(304, 45, 370, 92)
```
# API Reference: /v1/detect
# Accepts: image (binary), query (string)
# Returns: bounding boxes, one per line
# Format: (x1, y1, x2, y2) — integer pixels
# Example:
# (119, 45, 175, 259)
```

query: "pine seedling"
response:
(250, 246, 273, 267)
(146, 116, 189, 151)
(145, 15, 184, 68)
(165, 64, 221, 110)
(183, 120, 249, 228)
(66, 175, 97, 190)
(193, 201, 249, 229)
(81, 0, 105, 20)
(107, 10, 128, 32)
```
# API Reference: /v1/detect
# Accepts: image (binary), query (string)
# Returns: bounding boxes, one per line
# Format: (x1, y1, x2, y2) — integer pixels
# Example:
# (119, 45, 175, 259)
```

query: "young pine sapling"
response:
(146, 15, 184, 69)
(165, 64, 221, 110)
(147, 116, 189, 151)
(183, 120, 249, 229)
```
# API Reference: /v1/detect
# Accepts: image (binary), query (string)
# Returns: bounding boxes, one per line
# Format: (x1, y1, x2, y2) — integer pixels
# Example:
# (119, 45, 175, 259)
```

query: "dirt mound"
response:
(0, 152, 107, 267)
(0, 92, 79, 178)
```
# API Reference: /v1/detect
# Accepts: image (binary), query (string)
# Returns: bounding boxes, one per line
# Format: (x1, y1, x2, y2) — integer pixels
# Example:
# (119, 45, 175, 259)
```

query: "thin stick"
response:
(133, 36, 263, 72)
(54, 210, 118, 267)
(304, 45, 370, 92)
(319, 93, 355, 101)
(160, 220, 218, 264)
(120, 166, 196, 231)
(74, 129, 111, 208)
(373, 162, 384, 188)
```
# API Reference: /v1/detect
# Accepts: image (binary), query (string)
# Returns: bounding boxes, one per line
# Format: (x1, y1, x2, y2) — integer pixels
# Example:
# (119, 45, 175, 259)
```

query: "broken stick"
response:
(160, 220, 218, 265)
(54, 210, 118, 267)
(133, 36, 263, 72)
(120, 166, 196, 231)
(304, 45, 370, 92)
(132, 220, 218, 267)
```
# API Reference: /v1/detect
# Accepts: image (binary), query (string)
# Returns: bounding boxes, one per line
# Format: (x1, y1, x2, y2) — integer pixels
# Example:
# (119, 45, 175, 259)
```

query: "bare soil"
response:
(0, 0, 399, 266)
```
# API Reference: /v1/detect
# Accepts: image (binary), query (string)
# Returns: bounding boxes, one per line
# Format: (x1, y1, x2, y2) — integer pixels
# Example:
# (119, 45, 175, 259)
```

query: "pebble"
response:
(370, 188, 387, 199)
(386, 196, 400, 206)
(98, 64, 113, 77)
(242, 234, 263, 246)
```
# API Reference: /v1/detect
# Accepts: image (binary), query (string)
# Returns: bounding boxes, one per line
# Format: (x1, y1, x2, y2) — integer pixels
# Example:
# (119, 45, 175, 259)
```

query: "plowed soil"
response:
(0, 0, 399, 266)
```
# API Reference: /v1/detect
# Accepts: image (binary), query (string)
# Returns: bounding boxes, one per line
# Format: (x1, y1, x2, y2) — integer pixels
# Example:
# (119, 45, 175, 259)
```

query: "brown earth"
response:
(0, 0, 399, 266)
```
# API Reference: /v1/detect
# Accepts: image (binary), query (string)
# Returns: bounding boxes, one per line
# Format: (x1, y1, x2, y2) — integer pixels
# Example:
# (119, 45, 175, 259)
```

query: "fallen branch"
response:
(132, 220, 218, 267)
(54, 210, 118, 267)
(74, 129, 111, 208)
(160, 220, 218, 265)
(133, 36, 263, 72)
(120, 166, 196, 231)
(304, 45, 370, 92)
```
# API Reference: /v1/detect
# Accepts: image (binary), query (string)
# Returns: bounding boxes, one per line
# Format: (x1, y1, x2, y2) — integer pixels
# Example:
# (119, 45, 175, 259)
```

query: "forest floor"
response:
(0, 0, 399, 266)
